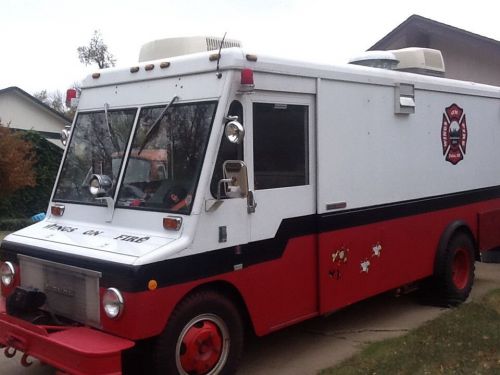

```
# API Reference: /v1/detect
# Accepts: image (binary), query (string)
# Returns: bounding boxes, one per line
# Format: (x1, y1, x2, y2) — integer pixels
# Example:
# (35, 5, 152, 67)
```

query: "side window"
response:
(253, 103, 309, 190)
(210, 100, 244, 197)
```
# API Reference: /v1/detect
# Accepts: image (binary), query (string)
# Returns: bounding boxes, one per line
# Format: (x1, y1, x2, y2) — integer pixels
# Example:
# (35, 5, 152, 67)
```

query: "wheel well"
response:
(181, 281, 254, 334)
(437, 221, 479, 264)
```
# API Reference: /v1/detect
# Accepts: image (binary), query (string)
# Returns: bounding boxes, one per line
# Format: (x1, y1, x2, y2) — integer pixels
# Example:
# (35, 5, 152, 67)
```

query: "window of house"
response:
(253, 103, 309, 190)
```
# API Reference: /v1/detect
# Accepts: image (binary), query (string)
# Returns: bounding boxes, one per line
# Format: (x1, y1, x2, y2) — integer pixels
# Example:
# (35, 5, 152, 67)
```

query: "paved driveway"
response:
(2, 262, 500, 375)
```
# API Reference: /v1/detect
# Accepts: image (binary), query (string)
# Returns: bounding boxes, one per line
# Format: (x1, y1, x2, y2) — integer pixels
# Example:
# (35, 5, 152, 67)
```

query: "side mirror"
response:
(220, 160, 249, 199)
(224, 116, 244, 144)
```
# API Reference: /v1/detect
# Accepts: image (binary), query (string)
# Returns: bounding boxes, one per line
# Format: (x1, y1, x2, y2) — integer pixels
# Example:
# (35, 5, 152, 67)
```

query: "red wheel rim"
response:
(452, 247, 470, 290)
(178, 317, 226, 375)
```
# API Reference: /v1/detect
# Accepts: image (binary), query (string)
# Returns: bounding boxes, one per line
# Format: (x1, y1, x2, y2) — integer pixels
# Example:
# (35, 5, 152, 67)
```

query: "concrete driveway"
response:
(2, 262, 499, 375)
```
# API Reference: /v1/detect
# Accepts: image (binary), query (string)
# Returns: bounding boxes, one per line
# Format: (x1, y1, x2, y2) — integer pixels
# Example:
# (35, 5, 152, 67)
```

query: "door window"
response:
(253, 103, 309, 190)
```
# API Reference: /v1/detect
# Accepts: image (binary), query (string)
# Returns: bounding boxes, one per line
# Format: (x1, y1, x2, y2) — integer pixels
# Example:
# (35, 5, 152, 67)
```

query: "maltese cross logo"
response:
(441, 104, 467, 165)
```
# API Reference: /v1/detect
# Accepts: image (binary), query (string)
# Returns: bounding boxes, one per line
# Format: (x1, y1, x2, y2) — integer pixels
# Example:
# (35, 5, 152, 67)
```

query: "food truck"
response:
(1, 39, 500, 374)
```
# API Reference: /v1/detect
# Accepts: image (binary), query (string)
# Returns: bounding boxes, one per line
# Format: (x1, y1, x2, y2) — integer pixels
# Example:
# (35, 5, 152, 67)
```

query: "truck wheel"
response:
(154, 290, 244, 375)
(433, 232, 475, 306)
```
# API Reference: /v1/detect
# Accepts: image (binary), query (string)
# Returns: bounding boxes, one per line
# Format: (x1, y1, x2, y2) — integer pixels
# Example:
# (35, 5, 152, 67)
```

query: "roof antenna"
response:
(215, 32, 227, 79)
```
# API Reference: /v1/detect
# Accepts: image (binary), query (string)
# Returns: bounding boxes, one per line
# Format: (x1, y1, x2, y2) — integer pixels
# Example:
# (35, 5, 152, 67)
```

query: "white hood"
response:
(5, 219, 179, 264)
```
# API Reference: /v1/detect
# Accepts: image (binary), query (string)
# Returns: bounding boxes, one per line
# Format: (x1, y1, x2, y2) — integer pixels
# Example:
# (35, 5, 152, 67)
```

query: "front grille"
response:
(18, 255, 101, 327)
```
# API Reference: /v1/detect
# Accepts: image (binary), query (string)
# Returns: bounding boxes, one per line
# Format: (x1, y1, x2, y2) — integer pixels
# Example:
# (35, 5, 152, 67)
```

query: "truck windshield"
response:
(54, 109, 137, 205)
(116, 101, 217, 214)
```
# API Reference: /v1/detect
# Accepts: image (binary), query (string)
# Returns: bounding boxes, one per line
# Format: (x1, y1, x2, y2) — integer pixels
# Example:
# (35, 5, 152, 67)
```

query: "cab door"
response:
(244, 93, 316, 242)
(242, 92, 318, 325)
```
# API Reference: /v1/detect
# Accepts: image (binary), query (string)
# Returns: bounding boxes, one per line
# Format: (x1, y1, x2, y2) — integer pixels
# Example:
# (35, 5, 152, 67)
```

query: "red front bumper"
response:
(0, 298, 134, 375)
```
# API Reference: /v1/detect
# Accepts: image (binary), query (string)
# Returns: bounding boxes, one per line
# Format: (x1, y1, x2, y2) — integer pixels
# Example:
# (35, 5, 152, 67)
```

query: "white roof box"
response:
(390, 47, 445, 76)
(349, 47, 445, 77)
(139, 36, 241, 62)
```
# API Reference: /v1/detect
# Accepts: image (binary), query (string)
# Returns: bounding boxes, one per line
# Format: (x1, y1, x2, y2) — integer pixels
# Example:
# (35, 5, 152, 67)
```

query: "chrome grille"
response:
(18, 255, 101, 327)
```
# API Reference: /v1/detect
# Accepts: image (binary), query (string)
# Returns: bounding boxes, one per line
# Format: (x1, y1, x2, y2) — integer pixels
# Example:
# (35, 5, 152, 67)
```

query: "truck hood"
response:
(5, 220, 178, 263)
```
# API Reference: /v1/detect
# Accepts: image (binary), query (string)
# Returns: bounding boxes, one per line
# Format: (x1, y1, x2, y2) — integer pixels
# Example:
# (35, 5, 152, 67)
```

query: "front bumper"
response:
(0, 297, 134, 375)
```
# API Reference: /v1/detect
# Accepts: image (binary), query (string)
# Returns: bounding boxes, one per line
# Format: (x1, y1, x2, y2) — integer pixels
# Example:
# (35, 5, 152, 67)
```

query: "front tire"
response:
(433, 232, 475, 306)
(154, 290, 244, 375)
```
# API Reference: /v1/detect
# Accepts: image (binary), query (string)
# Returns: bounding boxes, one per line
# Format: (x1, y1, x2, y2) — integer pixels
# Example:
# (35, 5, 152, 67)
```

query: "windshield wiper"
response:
(104, 103, 120, 151)
(138, 95, 179, 155)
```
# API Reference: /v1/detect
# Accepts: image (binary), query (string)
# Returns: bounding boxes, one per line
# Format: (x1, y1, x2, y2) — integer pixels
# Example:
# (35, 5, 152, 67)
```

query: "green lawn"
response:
(319, 289, 500, 374)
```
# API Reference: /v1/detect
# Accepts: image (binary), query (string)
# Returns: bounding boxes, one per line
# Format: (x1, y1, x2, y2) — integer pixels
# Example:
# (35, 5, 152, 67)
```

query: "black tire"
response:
(432, 232, 475, 306)
(154, 290, 244, 375)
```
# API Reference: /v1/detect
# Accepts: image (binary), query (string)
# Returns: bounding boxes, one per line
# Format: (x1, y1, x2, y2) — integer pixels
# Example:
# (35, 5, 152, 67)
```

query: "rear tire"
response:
(154, 290, 244, 375)
(432, 232, 475, 306)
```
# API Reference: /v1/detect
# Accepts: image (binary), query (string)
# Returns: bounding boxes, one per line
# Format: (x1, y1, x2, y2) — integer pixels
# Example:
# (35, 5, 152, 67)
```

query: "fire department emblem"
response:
(441, 104, 467, 165)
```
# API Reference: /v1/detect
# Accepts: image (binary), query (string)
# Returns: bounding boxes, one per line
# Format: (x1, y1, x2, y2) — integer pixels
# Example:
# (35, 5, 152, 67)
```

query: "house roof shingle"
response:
(369, 14, 500, 51)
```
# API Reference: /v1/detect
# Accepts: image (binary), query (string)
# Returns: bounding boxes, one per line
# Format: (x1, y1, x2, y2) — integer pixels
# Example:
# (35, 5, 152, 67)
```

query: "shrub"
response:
(0, 130, 63, 219)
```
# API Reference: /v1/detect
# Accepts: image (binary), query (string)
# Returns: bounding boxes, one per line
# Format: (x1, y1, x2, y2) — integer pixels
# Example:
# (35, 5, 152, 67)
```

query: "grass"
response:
(319, 289, 500, 375)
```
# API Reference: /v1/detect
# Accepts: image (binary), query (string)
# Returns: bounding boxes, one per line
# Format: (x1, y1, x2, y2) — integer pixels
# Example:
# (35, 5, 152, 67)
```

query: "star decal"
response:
(372, 243, 382, 257)
(360, 259, 370, 273)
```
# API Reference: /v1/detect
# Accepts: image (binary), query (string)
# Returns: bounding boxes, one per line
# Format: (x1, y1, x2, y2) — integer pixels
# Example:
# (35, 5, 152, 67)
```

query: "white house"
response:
(0, 86, 70, 147)
(369, 14, 500, 86)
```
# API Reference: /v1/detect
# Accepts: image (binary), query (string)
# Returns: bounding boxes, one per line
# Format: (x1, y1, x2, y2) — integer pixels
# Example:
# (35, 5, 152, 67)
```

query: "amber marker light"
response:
(145, 64, 155, 71)
(209, 53, 220, 62)
(92, 72, 101, 79)
(51, 204, 65, 216)
(246, 54, 258, 62)
(130, 66, 140, 73)
(163, 216, 182, 231)
(148, 280, 158, 291)
(160, 61, 170, 69)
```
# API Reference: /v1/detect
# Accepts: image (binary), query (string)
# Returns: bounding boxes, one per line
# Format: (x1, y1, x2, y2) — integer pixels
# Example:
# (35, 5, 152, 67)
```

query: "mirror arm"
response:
(95, 196, 115, 223)
(217, 178, 234, 200)
(205, 177, 234, 213)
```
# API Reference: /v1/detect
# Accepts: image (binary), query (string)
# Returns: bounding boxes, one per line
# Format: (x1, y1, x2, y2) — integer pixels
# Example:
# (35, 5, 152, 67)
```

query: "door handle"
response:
(247, 190, 257, 214)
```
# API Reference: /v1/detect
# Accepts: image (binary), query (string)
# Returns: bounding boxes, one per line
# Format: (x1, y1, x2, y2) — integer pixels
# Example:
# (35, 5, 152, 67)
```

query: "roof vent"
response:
(390, 48, 445, 77)
(348, 51, 399, 70)
(139, 36, 241, 62)
(349, 47, 445, 77)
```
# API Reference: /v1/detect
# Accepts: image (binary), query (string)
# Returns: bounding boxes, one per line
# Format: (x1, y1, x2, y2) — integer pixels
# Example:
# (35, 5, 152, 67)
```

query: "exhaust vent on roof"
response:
(139, 36, 242, 62)
(349, 47, 445, 77)
(390, 48, 445, 77)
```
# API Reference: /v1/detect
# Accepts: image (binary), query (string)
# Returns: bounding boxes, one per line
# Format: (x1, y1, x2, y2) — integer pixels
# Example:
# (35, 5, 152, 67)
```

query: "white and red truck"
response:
(1, 39, 500, 374)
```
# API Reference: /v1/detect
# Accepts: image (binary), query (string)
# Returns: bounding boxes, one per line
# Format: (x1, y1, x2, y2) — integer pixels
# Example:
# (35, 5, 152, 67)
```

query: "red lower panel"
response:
(104, 200, 500, 339)
(478, 208, 500, 251)
(0, 300, 134, 375)
(318, 199, 500, 313)
(101, 236, 318, 338)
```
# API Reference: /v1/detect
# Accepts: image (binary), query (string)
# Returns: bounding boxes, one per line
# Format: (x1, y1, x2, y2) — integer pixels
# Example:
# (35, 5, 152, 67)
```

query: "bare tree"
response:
(77, 30, 116, 69)
(34, 90, 65, 114)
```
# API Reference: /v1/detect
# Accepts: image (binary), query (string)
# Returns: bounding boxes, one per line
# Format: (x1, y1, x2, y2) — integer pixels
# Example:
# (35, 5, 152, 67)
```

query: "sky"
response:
(1, 0, 499, 96)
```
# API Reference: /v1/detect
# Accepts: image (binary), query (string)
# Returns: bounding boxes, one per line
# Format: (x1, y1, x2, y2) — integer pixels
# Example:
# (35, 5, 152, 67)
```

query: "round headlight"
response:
(61, 127, 71, 146)
(225, 120, 245, 144)
(89, 177, 101, 196)
(103, 288, 124, 319)
(89, 174, 113, 197)
(0, 261, 15, 287)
